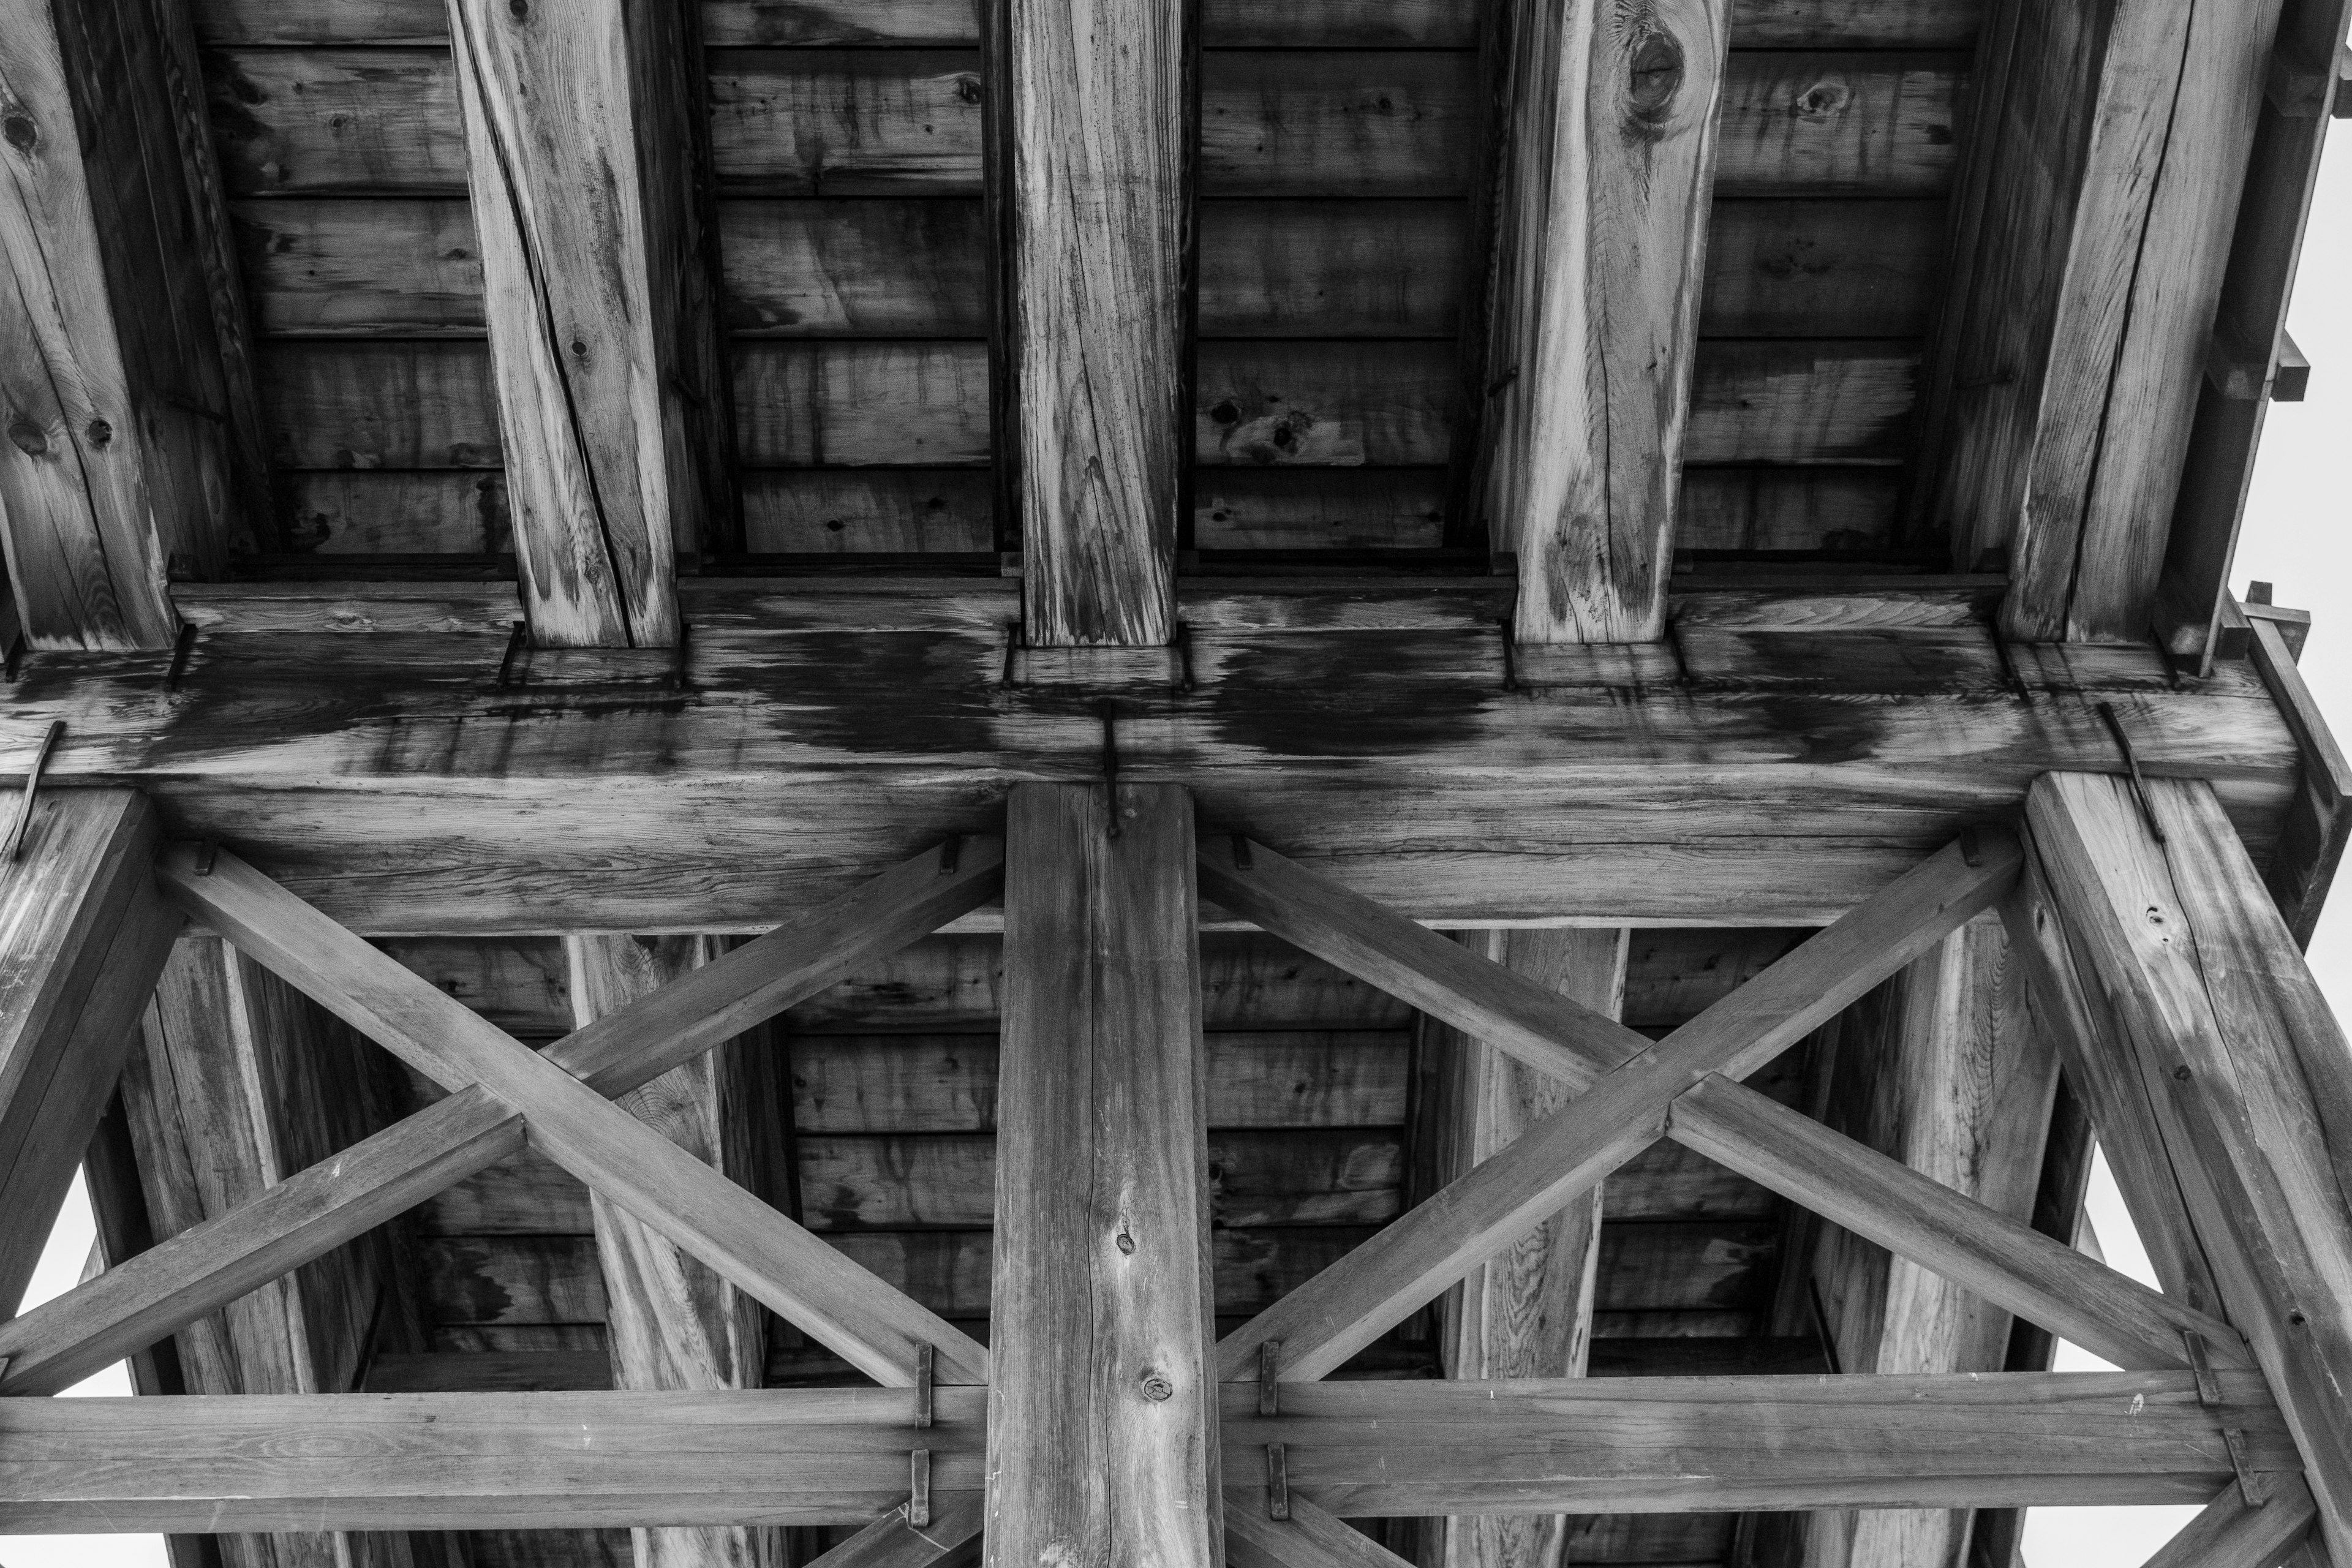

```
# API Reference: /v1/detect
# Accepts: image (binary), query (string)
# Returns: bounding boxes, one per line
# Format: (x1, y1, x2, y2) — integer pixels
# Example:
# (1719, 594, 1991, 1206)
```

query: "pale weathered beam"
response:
(1423, 930, 1623, 1568)
(2029, 771, 2352, 1563)
(1215, 830, 2022, 1382)
(567, 933, 774, 1568)
(156, 845, 989, 1387)
(990, 783, 1219, 1561)
(445, 0, 728, 646)
(1480, 0, 1728, 641)
(0, 614, 2304, 933)
(998, 0, 1187, 644)
(802, 1495, 984, 1568)
(2140, 1479, 2320, 1568)
(0, 786, 176, 1314)
(1228, 1496, 1411, 1568)
(0, 0, 262, 648)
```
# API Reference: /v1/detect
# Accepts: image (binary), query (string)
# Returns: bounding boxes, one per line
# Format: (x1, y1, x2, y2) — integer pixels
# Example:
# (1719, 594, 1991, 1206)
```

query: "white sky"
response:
(4, 100, 2348, 1568)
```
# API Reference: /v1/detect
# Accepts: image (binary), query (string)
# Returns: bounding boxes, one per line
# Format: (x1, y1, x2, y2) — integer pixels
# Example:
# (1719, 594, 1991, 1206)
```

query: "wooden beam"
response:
(444, 0, 727, 646)
(0, 1375, 2293, 1533)
(997, 0, 1188, 645)
(2242, 606, 2352, 943)
(2, 604, 2307, 933)
(2142, 1479, 2320, 1568)
(802, 1494, 984, 1568)
(1913, 0, 2286, 642)
(1480, 0, 1728, 641)
(567, 934, 775, 1568)
(0, 786, 176, 1314)
(990, 783, 1219, 1561)
(2029, 771, 2352, 1562)
(0, 0, 262, 648)
(1422, 930, 1623, 1568)
(1215, 829, 2022, 1382)
(1229, 1496, 1411, 1568)
(156, 845, 989, 1388)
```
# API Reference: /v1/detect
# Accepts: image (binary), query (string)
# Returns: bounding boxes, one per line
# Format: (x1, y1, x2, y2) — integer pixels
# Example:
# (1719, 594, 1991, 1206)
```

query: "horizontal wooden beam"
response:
(0, 1374, 2291, 1533)
(4, 583, 2308, 933)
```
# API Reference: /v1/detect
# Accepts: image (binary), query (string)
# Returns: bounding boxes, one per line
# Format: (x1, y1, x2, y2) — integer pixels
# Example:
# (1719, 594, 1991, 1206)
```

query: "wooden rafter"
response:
(445, 0, 728, 647)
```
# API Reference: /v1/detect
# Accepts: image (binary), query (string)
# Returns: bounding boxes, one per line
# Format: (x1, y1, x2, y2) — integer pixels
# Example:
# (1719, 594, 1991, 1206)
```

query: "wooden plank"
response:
(157, 846, 990, 1387)
(709, 50, 983, 195)
(1675, 467, 1899, 552)
(2028, 772, 2352, 1562)
(0, 788, 176, 1313)
(0, 0, 249, 646)
(1423, 930, 1625, 1568)
(735, 342, 990, 467)
(1683, 342, 1918, 464)
(2140, 1478, 2320, 1568)
(233, 198, 483, 336)
(999, 0, 1186, 644)
(744, 470, 994, 554)
(722, 198, 988, 337)
(991, 783, 1218, 1563)
(446, 0, 721, 644)
(801, 1493, 983, 1568)
(1198, 201, 1464, 339)
(1213, 831, 2022, 1380)
(2245, 609, 2352, 943)
(566, 934, 774, 1568)
(1702, 200, 1942, 337)
(1712, 53, 1962, 196)
(1229, 1496, 1412, 1568)
(279, 472, 511, 556)
(1479, 0, 1726, 641)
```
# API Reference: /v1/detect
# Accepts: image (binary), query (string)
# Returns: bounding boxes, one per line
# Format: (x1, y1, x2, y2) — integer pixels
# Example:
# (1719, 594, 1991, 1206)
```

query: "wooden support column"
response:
(990, 783, 1218, 1564)
(0, 0, 265, 649)
(118, 934, 419, 1568)
(0, 786, 176, 1314)
(1913, 0, 2285, 644)
(566, 934, 777, 1568)
(995, 0, 1189, 646)
(1480, 0, 1728, 643)
(2029, 771, 2352, 1564)
(1423, 929, 1626, 1568)
(445, 0, 728, 647)
(1799, 913, 2060, 1568)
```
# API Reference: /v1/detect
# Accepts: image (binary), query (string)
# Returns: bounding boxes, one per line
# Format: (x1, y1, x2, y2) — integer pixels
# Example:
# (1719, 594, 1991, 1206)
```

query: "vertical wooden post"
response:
(566, 933, 777, 1568)
(0, 0, 265, 649)
(989, 783, 1218, 1565)
(1801, 913, 2059, 1568)
(0, 787, 176, 1314)
(1423, 929, 1624, 1568)
(445, 0, 729, 647)
(997, 0, 1189, 647)
(1480, 0, 1728, 643)
(2029, 771, 2352, 1564)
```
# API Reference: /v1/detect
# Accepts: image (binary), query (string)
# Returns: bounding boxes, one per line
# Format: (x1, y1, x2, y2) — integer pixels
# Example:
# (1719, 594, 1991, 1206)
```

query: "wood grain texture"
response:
(567, 934, 777, 1568)
(157, 846, 989, 1387)
(0, 0, 239, 646)
(445, 0, 723, 644)
(1479, 0, 1728, 642)
(2029, 772, 2352, 1562)
(0, 788, 175, 1314)
(989, 785, 1219, 1566)
(1001, 0, 1186, 644)
(1229, 1496, 1411, 1568)
(1424, 930, 1625, 1568)
(2139, 1477, 2320, 1568)
(1213, 831, 2021, 1380)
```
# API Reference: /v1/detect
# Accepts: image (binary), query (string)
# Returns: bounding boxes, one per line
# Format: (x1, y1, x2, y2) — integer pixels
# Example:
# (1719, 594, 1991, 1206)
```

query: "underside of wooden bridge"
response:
(2, 1, 2351, 1567)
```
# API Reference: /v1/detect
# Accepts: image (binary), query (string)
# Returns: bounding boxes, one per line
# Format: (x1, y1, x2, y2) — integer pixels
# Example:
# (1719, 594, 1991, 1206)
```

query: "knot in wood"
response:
(7, 419, 47, 458)
(1114, 1227, 1136, 1255)
(507, 0, 529, 17)
(85, 419, 112, 448)
(2, 115, 36, 154)
(1139, 1370, 1174, 1402)
(1625, 30, 1686, 126)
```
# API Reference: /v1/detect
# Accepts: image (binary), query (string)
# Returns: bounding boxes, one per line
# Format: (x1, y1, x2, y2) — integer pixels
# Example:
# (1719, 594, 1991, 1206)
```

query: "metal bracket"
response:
(909, 1447, 932, 1527)
(3, 719, 66, 862)
(1099, 699, 1121, 839)
(2184, 1329, 2224, 1406)
(1265, 1442, 1289, 1521)
(2097, 701, 2168, 845)
(1258, 1339, 1280, 1417)
(914, 1342, 934, 1428)
(2223, 1428, 2272, 1507)
(494, 620, 529, 689)
(163, 620, 198, 692)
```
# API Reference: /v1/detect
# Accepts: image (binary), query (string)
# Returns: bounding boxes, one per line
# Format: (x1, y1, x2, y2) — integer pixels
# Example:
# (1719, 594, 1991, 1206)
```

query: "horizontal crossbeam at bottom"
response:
(0, 1373, 2295, 1533)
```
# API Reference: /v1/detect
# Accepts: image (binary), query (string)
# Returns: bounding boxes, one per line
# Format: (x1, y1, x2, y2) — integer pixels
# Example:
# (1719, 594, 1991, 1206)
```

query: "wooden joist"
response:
(444, 0, 726, 646)
(0, 0, 262, 648)
(991, 783, 1220, 1561)
(2029, 772, 2352, 1562)
(0, 1373, 2294, 1532)
(1480, 0, 1728, 642)
(0, 787, 177, 1314)
(996, 0, 1187, 645)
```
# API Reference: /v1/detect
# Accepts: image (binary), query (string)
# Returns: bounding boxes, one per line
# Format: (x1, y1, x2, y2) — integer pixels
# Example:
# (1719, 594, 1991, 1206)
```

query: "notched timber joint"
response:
(937, 840, 960, 878)
(2097, 703, 2168, 845)
(494, 621, 529, 689)
(1099, 699, 1121, 839)
(1258, 1338, 1280, 1416)
(1496, 617, 1519, 692)
(1232, 834, 1254, 872)
(2184, 1329, 2224, 1406)
(914, 1341, 933, 1427)
(163, 622, 199, 692)
(909, 1447, 930, 1528)
(2223, 1428, 2272, 1507)
(1266, 1441, 1289, 1520)
(2, 720, 67, 862)
(1174, 620, 1196, 694)
(1000, 620, 1022, 688)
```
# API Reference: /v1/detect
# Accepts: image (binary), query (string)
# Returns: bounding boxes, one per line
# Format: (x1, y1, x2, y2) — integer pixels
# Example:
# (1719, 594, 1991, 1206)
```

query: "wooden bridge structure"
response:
(2, 0, 2351, 1566)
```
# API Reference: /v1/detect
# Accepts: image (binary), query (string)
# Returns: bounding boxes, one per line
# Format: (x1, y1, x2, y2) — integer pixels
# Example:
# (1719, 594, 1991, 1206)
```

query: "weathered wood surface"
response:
(1228, 1496, 1410, 1568)
(5, 605, 2304, 932)
(566, 935, 773, 1568)
(2029, 772, 2352, 1562)
(1479, 0, 1727, 642)
(990, 785, 1218, 1564)
(997, 0, 1186, 644)
(0, 788, 176, 1314)
(444, 0, 718, 644)
(0, 0, 247, 647)
(157, 846, 989, 1387)
(1423, 930, 1624, 1568)
(2140, 1479, 2320, 1568)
